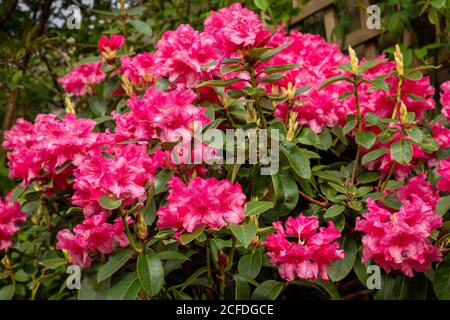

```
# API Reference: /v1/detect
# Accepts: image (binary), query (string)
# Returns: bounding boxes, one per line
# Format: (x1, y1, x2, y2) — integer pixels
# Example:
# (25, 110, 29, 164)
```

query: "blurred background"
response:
(0, 0, 449, 194)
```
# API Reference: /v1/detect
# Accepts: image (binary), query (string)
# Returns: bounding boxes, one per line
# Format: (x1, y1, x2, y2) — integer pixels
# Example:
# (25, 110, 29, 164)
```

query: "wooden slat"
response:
(323, 7, 338, 43)
(291, 0, 334, 24)
(344, 28, 381, 48)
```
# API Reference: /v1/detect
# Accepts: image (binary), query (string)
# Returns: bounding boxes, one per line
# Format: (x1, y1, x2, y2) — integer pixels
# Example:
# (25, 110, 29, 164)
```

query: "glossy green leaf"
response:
(137, 254, 164, 297)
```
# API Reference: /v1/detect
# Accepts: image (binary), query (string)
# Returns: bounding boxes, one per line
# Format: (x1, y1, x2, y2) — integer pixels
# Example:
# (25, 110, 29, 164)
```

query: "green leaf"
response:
(437, 195, 450, 216)
(246, 201, 273, 216)
(405, 128, 423, 143)
(0, 284, 15, 300)
(390, 140, 413, 164)
(195, 77, 241, 88)
(230, 224, 257, 248)
(280, 142, 311, 179)
(358, 59, 387, 73)
(319, 75, 349, 90)
(107, 273, 140, 300)
(271, 170, 299, 215)
(434, 254, 450, 300)
(338, 91, 353, 101)
(157, 251, 188, 262)
(79, 273, 110, 300)
(234, 275, 250, 299)
(324, 204, 345, 219)
(259, 41, 292, 61)
(253, 0, 269, 11)
(220, 65, 246, 74)
(251, 280, 283, 300)
(261, 64, 299, 75)
(259, 74, 284, 83)
(39, 258, 67, 269)
(154, 170, 173, 194)
(97, 195, 121, 210)
(128, 20, 152, 36)
(97, 250, 133, 283)
(137, 254, 164, 297)
(406, 93, 425, 102)
(328, 237, 357, 281)
(238, 250, 262, 279)
(353, 255, 369, 288)
(179, 225, 205, 245)
(355, 131, 376, 149)
(361, 147, 388, 165)
(356, 172, 380, 184)
(343, 118, 357, 135)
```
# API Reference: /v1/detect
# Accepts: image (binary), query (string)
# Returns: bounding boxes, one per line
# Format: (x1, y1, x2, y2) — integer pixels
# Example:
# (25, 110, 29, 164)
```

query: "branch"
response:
(299, 191, 329, 208)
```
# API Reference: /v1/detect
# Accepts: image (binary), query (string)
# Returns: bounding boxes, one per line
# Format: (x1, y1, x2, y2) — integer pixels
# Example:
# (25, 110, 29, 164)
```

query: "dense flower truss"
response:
(114, 87, 210, 142)
(259, 29, 352, 133)
(203, 2, 270, 57)
(265, 215, 344, 281)
(0, 194, 26, 250)
(2, 114, 111, 187)
(157, 177, 246, 235)
(58, 62, 106, 96)
(356, 174, 442, 277)
(56, 212, 129, 267)
(72, 143, 158, 217)
(431, 121, 450, 149)
(119, 52, 155, 88)
(440, 81, 450, 120)
(153, 24, 219, 87)
(437, 159, 450, 192)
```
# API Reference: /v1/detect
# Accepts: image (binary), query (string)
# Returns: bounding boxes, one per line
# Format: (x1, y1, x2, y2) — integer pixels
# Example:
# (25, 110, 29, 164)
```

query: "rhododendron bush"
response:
(1, 3, 449, 301)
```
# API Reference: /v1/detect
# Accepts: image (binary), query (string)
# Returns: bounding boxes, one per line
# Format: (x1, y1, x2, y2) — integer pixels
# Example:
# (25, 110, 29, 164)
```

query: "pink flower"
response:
(0, 193, 26, 250)
(437, 158, 450, 192)
(431, 121, 450, 149)
(259, 29, 351, 132)
(440, 81, 450, 120)
(204, 3, 270, 57)
(356, 191, 442, 277)
(396, 173, 440, 208)
(72, 143, 158, 217)
(2, 114, 112, 187)
(113, 86, 210, 142)
(98, 34, 125, 52)
(265, 215, 344, 281)
(119, 53, 155, 88)
(56, 212, 129, 267)
(153, 25, 219, 87)
(156, 177, 246, 235)
(58, 62, 105, 96)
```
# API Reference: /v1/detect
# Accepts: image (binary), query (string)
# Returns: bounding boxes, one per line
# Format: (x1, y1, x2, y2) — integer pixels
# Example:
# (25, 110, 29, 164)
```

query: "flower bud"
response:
(400, 101, 408, 124)
(218, 250, 228, 269)
(394, 44, 404, 76)
(348, 46, 359, 73)
(1, 255, 12, 270)
(286, 111, 299, 141)
(64, 96, 76, 115)
(135, 212, 148, 241)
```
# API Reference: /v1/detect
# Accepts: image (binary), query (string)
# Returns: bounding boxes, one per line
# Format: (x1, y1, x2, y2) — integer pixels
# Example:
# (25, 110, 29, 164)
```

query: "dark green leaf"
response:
(97, 250, 133, 283)
(230, 224, 257, 248)
(137, 254, 164, 297)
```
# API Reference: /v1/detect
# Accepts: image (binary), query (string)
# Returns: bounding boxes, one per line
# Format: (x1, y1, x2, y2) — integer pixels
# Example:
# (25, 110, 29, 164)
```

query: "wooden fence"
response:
(290, 0, 381, 58)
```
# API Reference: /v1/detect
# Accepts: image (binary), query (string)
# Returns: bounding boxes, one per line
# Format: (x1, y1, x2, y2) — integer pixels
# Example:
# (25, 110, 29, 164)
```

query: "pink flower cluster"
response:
(356, 174, 442, 277)
(58, 62, 105, 96)
(72, 143, 157, 217)
(153, 24, 219, 87)
(203, 3, 270, 57)
(157, 177, 246, 236)
(98, 34, 125, 53)
(56, 212, 129, 266)
(119, 53, 155, 88)
(0, 194, 26, 250)
(440, 81, 450, 120)
(265, 215, 344, 281)
(437, 159, 450, 192)
(2, 114, 111, 187)
(114, 87, 210, 142)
